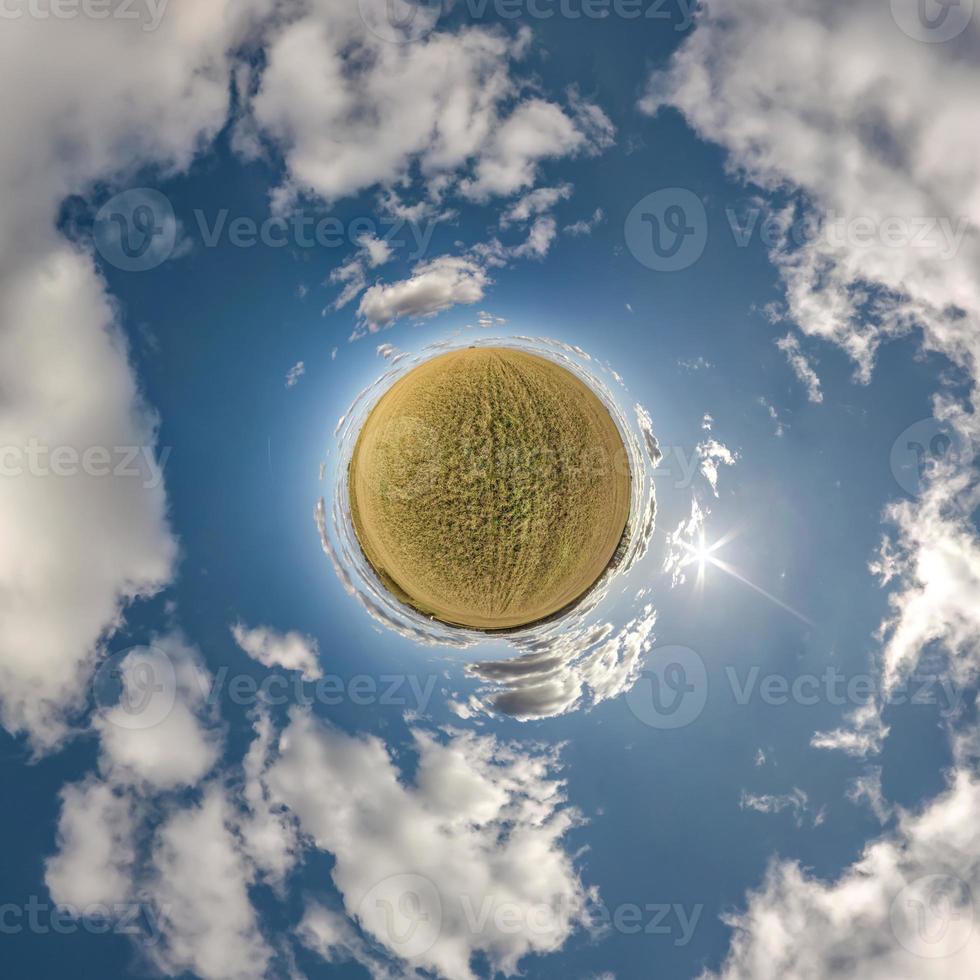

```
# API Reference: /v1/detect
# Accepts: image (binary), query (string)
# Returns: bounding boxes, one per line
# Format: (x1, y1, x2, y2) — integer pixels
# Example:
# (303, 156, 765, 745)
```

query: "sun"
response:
(678, 527, 813, 626)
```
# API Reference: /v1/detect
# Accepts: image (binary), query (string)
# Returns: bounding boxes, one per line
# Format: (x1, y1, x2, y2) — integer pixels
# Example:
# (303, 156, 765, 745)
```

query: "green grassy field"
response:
(348, 347, 631, 630)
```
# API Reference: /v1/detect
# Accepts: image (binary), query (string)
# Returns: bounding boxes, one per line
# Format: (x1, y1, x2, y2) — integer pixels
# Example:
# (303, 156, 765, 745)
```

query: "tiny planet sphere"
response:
(348, 347, 631, 630)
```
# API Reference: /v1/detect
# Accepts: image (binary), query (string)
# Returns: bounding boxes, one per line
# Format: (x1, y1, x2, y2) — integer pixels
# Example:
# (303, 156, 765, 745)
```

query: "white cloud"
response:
(285, 360, 305, 387)
(231, 621, 322, 681)
(47, 633, 274, 980)
(0, 2, 289, 752)
(697, 438, 738, 497)
(359, 232, 393, 268)
(45, 777, 139, 909)
(757, 397, 787, 437)
(238, 711, 300, 887)
(646, 10, 980, 979)
(871, 427, 980, 698)
(847, 766, 893, 825)
(266, 708, 594, 979)
(500, 183, 573, 226)
(462, 98, 607, 201)
(246, 15, 609, 211)
(511, 215, 558, 260)
(376, 343, 407, 362)
(739, 788, 809, 828)
(0, 252, 177, 751)
(704, 770, 980, 979)
(297, 901, 400, 979)
(248, 20, 515, 207)
(564, 208, 605, 237)
(354, 255, 489, 336)
(775, 333, 823, 403)
(643, 0, 980, 385)
(663, 497, 707, 589)
(328, 233, 396, 311)
(93, 635, 221, 791)
(466, 604, 658, 721)
(476, 311, 508, 330)
(146, 786, 273, 980)
(646, 0, 980, 741)
(678, 356, 713, 372)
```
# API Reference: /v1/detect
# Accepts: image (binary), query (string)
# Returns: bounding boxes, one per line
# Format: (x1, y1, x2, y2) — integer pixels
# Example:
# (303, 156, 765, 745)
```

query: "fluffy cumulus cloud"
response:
(46, 633, 275, 980)
(645, 2, 980, 974)
(45, 777, 140, 910)
(230, 621, 322, 681)
(354, 256, 490, 337)
(244, 12, 610, 211)
(704, 770, 980, 979)
(0, 0, 615, 749)
(461, 99, 592, 201)
(47, 650, 593, 980)
(463, 603, 658, 721)
(645, 0, 980, 732)
(93, 637, 222, 791)
(264, 707, 595, 979)
(240, 9, 613, 332)
(642, 0, 980, 385)
(145, 787, 273, 980)
(328, 233, 396, 311)
(0, 0, 280, 752)
(501, 183, 574, 226)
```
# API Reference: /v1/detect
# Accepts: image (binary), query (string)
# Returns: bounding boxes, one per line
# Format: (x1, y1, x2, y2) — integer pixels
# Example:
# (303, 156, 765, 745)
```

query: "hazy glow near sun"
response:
(679, 528, 813, 626)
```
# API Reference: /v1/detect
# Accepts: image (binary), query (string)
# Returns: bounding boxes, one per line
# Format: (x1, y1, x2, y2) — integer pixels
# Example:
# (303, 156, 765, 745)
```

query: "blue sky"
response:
(2, 2, 979, 979)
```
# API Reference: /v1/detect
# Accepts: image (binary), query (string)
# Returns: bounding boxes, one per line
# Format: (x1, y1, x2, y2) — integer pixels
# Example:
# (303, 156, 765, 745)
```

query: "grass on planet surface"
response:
(348, 347, 631, 630)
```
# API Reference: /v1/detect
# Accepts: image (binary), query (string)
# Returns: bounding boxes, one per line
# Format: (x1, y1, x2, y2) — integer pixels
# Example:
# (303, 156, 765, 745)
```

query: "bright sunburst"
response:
(680, 528, 813, 626)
